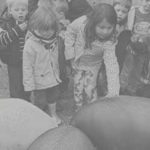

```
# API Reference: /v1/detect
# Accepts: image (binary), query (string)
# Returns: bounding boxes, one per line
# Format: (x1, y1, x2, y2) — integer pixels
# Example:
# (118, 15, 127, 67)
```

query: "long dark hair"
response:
(84, 3, 117, 49)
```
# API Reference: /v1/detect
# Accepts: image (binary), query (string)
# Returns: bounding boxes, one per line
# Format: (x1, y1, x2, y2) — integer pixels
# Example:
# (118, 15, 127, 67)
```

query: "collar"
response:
(32, 30, 57, 41)
(30, 31, 58, 50)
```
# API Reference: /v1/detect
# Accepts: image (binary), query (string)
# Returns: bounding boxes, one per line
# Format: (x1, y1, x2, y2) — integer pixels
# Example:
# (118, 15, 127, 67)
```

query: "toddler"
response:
(0, 0, 30, 100)
(23, 7, 61, 124)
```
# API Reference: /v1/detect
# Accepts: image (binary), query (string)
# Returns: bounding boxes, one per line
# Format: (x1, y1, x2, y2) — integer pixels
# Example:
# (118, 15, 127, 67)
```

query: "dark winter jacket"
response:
(0, 16, 27, 66)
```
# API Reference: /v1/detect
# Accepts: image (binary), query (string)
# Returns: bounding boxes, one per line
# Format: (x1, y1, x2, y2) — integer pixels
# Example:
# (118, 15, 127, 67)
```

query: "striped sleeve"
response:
(0, 25, 21, 47)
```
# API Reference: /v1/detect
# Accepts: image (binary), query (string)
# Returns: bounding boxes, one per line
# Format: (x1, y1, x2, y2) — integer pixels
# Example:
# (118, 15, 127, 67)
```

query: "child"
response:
(98, 0, 132, 97)
(120, 0, 150, 96)
(37, 0, 69, 89)
(65, 3, 120, 111)
(0, 0, 30, 100)
(113, 0, 132, 71)
(23, 7, 61, 123)
(37, 0, 70, 113)
(113, 0, 132, 35)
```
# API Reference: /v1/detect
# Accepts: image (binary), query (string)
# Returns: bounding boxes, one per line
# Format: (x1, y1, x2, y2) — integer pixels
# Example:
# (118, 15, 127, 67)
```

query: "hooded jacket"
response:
(23, 32, 61, 91)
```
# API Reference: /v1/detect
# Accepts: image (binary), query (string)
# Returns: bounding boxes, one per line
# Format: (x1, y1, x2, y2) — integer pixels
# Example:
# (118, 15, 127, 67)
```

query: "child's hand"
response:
(18, 22, 27, 31)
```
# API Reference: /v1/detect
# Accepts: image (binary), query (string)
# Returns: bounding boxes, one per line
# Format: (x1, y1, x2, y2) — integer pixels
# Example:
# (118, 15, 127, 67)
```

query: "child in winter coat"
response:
(0, 0, 30, 100)
(98, 0, 132, 97)
(38, 0, 70, 92)
(23, 7, 62, 124)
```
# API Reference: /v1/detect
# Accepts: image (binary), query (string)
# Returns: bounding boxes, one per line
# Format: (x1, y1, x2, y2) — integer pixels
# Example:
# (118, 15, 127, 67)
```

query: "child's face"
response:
(95, 19, 114, 40)
(114, 4, 129, 23)
(51, 0, 68, 20)
(141, 0, 150, 12)
(9, 3, 28, 23)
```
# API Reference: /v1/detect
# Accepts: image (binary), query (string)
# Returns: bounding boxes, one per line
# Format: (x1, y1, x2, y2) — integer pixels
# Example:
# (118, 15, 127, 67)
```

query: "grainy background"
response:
(0, 0, 142, 14)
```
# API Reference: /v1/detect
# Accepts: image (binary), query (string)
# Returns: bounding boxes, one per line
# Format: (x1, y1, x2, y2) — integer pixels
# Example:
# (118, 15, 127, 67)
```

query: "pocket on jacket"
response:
(35, 71, 52, 86)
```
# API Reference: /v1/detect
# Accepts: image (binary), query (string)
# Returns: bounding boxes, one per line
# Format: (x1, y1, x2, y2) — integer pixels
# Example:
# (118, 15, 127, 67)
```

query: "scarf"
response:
(32, 31, 57, 50)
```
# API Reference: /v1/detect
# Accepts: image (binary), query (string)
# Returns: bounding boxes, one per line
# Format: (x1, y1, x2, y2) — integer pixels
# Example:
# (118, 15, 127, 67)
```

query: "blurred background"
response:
(0, 0, 142, 15)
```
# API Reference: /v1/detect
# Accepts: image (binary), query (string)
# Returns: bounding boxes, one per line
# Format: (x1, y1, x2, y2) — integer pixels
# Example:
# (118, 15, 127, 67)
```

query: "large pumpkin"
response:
(0, 98, 58, 150)
(71, 96, 150, 150)
(28, 125, 95, 150)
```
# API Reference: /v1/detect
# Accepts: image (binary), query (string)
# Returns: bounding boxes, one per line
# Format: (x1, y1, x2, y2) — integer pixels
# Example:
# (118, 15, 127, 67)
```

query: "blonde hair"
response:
(28, 6, 58, 33)
(113, 0, 132, 10)
(6, 0, 28, 9)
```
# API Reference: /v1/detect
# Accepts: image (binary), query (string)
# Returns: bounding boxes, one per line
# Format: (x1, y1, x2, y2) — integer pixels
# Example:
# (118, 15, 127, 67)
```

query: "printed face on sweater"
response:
(141, 0, 150, 13)
(114, 4, 129, 24)
(9, 2, 28, 23)
(95, 19, 114, 40)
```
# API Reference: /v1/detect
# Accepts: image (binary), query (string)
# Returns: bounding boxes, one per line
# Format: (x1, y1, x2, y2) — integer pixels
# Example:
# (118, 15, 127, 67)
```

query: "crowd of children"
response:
(0, 0, 150, 123)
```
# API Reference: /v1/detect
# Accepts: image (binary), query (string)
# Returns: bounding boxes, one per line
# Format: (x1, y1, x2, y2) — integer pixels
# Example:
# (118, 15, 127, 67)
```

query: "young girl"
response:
(65, 3, 120, 111)
(23, 7, 61, 123)
(98, 0, 132, 97)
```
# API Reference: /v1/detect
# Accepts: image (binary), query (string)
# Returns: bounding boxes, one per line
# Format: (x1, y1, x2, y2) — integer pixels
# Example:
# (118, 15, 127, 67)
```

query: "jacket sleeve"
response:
(0, 21, 22, 47)
(127, 6, 136, 31)
(23, 40, 35, 91)
(64, 16, 86, 60)
(103, 42, 120, 97)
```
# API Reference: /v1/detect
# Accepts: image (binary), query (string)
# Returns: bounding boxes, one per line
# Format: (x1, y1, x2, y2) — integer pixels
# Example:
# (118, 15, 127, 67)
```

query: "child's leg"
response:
(74, 70, 85, 110)
(84, 69, 98, 104)
(47, 86, 61, 124)
(34, 89, 49, 113)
